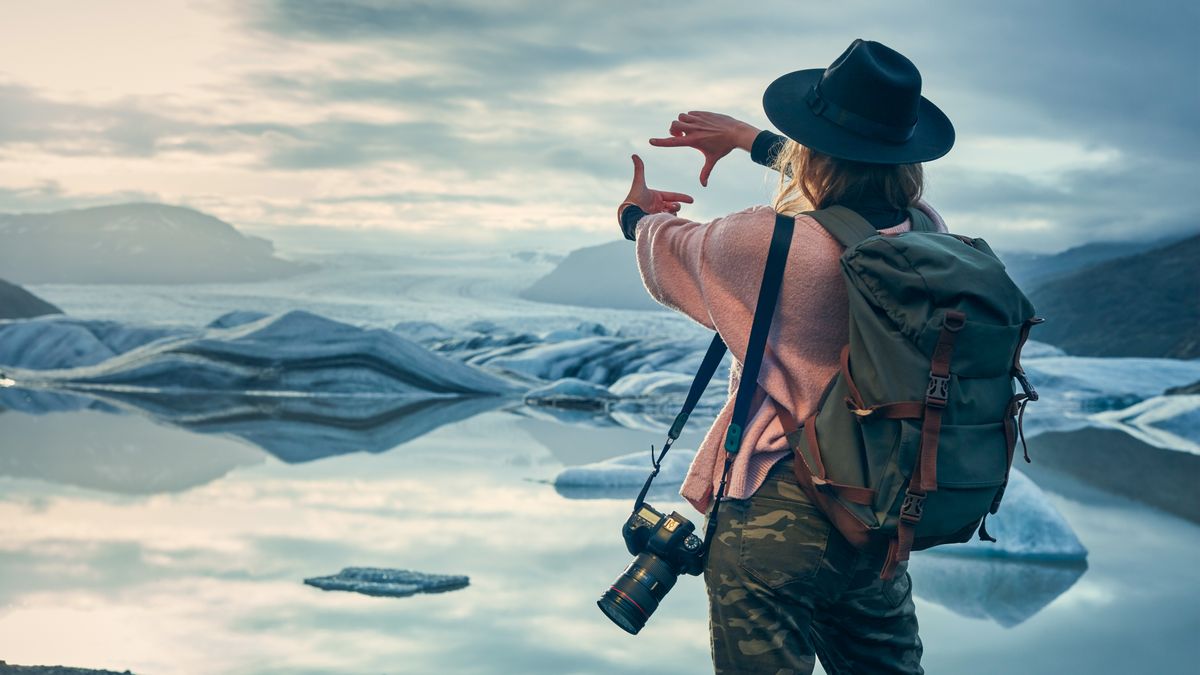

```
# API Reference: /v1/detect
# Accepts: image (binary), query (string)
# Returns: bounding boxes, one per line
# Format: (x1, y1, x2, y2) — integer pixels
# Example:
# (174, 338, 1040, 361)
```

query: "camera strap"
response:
(633, 213, 797, 553)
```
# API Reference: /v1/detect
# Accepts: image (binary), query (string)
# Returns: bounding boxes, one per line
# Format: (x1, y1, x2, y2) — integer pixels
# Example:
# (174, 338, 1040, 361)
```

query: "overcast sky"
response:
(0, 0, 1195, 252)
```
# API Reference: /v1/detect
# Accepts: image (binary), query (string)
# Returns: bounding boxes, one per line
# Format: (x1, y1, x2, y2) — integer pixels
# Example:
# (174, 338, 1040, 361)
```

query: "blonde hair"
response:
(771, 140, 924, 216)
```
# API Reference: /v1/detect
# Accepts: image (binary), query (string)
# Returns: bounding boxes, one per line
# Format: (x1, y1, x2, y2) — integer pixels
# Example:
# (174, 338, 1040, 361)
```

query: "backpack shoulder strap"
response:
(906, 205, 938, 232)
(803, 204, 878, 249)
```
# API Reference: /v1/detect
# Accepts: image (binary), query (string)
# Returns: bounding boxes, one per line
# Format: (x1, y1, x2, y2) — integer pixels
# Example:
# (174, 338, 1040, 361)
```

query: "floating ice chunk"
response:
(555, 448, 696, 491)
(945, 469, 1087, 560)
(524, 377, 615, 410)
(608, 371, 695, 399)
(1090, 394, 1200, 455)
(303, 567, 469, 598)
(482, 337, 634, 382)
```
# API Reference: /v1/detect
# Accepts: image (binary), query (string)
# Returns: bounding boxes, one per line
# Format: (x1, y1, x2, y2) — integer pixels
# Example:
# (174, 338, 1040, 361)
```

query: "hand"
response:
(623, 154, 694, 216)
(649, 111, 761, 187)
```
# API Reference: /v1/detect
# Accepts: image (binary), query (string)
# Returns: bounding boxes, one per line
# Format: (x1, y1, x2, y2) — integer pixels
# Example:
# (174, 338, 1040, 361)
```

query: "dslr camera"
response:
(597, 502, 704, 634)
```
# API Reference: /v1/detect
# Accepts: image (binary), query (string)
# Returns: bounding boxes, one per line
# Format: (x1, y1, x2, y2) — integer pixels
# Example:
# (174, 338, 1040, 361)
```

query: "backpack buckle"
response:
(900, 490, 926, 524)
(925, 374, 949, 408)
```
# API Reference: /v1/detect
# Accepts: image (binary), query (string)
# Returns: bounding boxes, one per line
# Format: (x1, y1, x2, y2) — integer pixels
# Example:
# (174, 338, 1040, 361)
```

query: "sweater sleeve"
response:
(750, 130, 787, 168)
(634, 205, 776, 332)
(633, 212, 717, 330)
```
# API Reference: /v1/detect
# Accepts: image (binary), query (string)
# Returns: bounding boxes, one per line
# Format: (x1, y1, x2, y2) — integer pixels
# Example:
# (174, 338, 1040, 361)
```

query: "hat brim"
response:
(763, 69, 955, 164)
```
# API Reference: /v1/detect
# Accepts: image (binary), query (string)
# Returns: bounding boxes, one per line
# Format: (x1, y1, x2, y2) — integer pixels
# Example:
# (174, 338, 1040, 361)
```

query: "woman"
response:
(617, 40, 954, 674)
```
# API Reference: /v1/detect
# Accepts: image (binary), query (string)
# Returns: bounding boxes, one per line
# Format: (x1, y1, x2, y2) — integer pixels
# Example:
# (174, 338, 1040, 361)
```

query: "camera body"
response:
(621, 503, 704, 575)
(598, 503, 705, 634)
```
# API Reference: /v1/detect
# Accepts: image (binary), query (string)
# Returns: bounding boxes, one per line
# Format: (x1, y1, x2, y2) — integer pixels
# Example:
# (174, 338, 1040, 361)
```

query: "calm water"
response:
(1, 402, 1198, 674)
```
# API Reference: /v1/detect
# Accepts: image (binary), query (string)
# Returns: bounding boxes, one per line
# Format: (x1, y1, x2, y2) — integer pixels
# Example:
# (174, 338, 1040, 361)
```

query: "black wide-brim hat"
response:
(763, 39, 954, 164)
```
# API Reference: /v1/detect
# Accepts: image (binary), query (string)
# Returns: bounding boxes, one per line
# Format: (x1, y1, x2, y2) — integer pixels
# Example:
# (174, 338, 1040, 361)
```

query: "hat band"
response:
(804, 85, 916, 144)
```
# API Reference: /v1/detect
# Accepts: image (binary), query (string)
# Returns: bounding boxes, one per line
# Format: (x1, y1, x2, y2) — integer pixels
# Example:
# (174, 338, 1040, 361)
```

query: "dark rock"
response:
(0, 278, 61, 319)
(1165, 379, 1200, 395)
(0, 661, 133, 675)
(1022, 426, 1200, 523)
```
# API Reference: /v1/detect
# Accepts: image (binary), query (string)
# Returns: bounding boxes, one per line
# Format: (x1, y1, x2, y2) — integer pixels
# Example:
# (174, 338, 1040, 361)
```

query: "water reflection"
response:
(2, 385, 510, 468)
(0, 391, 1196, 673)
(910, 555, 1087, 627)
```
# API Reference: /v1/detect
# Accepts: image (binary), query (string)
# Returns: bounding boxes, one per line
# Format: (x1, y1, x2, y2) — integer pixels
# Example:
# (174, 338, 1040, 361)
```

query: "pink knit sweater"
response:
(634, 201, 948, 514)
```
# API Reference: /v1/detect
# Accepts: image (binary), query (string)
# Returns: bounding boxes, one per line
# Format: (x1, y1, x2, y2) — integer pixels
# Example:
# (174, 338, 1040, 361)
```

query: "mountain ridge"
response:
(0, 202, 312, 284)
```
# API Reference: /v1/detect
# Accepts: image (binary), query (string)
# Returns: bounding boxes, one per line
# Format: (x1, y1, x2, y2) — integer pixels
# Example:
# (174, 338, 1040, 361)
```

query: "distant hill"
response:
(0, 202, 312, 284)
(998, 232, 1190, 292)
(0, 278, 61, 319)
(1027, 233, 1200, 358)
(519, 240, 662, 311)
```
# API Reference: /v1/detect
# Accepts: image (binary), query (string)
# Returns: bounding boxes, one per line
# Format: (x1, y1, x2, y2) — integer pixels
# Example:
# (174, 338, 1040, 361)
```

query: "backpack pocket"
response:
(898, 420, 1009, 542)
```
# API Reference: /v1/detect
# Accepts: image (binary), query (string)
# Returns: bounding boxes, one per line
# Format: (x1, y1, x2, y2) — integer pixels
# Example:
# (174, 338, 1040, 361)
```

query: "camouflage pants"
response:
(704, 457, 923, 675)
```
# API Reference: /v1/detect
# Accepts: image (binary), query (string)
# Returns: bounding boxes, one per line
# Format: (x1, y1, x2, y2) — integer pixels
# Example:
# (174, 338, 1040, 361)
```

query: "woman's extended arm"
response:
(648, 111, 787, 185)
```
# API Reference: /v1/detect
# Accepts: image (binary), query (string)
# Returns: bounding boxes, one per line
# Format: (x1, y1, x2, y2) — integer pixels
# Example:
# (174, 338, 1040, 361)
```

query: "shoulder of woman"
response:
(706, 206, 839, 263)
(913, 199, 949, 232)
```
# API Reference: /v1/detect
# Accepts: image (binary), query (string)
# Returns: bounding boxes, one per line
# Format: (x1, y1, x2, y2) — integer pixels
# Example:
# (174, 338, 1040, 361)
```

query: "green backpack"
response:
(770, 205, 1044, 578)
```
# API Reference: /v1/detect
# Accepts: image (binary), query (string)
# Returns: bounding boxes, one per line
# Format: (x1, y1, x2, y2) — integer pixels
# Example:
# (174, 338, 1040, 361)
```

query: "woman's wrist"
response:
(733, 122, 762, 152)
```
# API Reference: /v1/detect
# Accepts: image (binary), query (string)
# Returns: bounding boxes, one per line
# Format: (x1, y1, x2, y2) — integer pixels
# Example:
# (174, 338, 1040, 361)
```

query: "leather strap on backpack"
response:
(880, 309, 966, 579)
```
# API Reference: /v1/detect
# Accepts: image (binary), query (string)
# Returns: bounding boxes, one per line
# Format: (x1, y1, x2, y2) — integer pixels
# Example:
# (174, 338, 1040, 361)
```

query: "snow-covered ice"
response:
(555, 448, 696, 489)
(524, 377, 616, 409)
(4, 310, 518, 397)
(554, 447, 697, 499)
(1090, 395, 1200, 455)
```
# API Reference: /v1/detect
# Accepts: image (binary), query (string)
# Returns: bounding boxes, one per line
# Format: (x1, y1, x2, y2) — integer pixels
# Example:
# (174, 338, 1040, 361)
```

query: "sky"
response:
(0, 0, 1195, 253)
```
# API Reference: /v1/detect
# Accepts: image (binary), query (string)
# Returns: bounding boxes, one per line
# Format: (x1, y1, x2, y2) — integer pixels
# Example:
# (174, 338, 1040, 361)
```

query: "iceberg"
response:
(524, 377, 616, 411)
(304, 567, 469, 598)
(554, 448, 696, 499)
(7, 310, 518, 397)
(0, 315, 189, 370)
(940, 469, 1087, 560)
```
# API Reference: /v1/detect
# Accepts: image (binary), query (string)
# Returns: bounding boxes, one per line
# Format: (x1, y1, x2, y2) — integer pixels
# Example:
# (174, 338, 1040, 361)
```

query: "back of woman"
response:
(615, 39, 955, 675)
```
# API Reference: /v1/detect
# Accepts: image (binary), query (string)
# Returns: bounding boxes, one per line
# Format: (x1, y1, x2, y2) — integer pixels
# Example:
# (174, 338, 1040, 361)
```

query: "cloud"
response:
(0, 0, 1193, 250)
(0, 180, 159, 214)
(253, 0, 507, 40)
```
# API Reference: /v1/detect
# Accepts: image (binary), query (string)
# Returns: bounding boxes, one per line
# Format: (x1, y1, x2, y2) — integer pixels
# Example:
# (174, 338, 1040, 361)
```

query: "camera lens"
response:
(597, 552, 678, 635)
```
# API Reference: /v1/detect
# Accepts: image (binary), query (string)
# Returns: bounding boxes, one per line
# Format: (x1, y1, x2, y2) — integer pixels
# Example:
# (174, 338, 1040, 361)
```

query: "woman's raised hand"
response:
(624, 155, 694, 216)
(649, 111, 761, 187)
